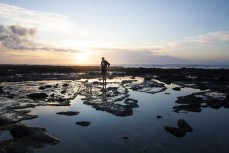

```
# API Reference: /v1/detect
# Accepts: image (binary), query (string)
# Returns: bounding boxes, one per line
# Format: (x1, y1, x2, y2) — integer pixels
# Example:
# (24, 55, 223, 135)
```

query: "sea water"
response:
(19, 77, 229, 153)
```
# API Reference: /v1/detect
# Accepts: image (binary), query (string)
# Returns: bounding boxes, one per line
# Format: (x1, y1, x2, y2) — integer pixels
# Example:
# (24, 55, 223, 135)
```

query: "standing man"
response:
(101, 57, 110, 88)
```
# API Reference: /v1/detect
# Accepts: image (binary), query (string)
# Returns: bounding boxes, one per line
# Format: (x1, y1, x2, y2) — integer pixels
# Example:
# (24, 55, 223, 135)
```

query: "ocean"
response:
(113, 64, 229, 69)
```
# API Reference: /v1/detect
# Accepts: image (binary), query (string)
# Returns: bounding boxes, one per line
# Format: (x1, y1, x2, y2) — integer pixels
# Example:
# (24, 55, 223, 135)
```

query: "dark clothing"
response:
(101, 60, 110, 76)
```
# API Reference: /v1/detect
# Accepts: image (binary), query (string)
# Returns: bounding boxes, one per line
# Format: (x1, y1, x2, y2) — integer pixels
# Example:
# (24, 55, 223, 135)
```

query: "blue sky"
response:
(0, 0, 229, 65)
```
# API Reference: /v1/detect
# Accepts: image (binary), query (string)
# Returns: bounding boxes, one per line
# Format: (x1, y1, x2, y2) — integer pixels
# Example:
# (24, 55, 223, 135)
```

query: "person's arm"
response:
(107, 61, 110, 67)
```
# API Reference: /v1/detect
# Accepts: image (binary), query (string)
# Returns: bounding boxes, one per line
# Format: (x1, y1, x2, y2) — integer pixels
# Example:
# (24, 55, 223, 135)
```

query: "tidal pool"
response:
(2, 77, 229, 153)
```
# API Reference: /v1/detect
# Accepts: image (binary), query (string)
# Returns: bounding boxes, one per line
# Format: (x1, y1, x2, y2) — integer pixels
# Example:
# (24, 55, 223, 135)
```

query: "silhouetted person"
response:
(101, 57, 110, 88)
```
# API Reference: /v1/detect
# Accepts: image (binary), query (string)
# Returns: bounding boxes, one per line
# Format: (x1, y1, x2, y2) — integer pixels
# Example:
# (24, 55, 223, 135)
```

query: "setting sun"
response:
(74, 52, 91, 64)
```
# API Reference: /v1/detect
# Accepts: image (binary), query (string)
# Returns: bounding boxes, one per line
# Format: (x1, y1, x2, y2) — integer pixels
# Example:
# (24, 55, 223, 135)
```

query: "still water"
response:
(20, 77, 229, 153)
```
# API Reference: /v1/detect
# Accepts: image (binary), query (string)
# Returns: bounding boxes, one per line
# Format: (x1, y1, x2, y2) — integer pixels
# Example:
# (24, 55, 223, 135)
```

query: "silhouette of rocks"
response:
(144, 76, 152, 81)
(164, 119, 193, 137)
(164, 126, 186, 137)
(56, 111, 79, 116)
(0, 124, 60, 153)
(156, 115, 163, 119)
(27, 93, 48, 100)
(39, 85, 52, 90)
(123, 136, 129, 140)
(172, 87, 181, 91)
(76, 121, 90, 127)
(126, 80, 166, 94)
(177, 119, 193, 132)
(124, 98, 139, 108)
(0, 86, 3, 94)
(174, 92, 227, 113)
(0, 109, 38, 124)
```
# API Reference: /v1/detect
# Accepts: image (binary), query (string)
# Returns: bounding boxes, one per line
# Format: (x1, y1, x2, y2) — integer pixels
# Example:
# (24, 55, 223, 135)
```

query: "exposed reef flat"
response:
(0, 65, 229, 152)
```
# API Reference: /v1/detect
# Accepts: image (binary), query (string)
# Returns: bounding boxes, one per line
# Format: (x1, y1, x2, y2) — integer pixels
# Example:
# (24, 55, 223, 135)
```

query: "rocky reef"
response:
(174, 91, 229, 113)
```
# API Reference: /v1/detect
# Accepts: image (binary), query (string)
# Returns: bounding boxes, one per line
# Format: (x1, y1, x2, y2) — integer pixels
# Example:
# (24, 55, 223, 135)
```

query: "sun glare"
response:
(74, 52, 90, 64)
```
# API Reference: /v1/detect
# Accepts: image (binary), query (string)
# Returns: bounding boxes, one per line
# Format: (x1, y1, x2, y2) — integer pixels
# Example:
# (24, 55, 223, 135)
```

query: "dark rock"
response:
(56, 111, 79, 116)
(10, 124, 32, 137)
(164, 93, 170, 95)
(164, 80, 172, 85)
(164, 126, 186, 137)
(76, 121, 90, 127)
(56, 97, 66, 102)
(121, 80, 137, 84)
(27, 93, 48, 100)
(226, 94, 229, 100)
(0, 86, 4, 94)
(62, 83, 69, 87)
(156, 115, 162, 119)
(107, 87, 118, 91)
(206, 100, 222, 109)
(123, 136, 129, 140)
(177, 119, 193, 132)
(144, 76, 152, 82)
(172, 87, 181, 91)
(0, 124, 60, 153)
(39, 85, 52, 90)
(124, 98, 139, 108)
(10, 124, 60, 144)
(223, 100, 229, 108)
(7, 94, 15, 99)
(61, 90, 67, 94)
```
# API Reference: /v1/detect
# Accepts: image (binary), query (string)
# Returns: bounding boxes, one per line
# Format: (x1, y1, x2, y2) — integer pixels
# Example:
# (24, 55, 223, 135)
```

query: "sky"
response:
(0, 0, 229, 65)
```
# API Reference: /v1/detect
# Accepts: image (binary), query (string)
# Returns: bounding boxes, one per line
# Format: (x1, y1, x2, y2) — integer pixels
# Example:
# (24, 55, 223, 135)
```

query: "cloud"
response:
(185, 31, 229, 45)
(0, 24, 81, 53)
(0, 24, 36, 50)
(0, 3, 75, 32)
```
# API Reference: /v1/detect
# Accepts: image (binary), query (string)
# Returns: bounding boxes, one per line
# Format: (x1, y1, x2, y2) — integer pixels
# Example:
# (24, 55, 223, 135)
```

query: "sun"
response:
(74, 52, 90, 64)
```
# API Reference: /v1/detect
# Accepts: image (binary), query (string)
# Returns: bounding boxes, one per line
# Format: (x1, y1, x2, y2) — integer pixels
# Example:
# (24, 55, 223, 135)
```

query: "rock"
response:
(156, 115, 162, 119)
(76, 121, 90, 127)
(177, 119, 193, 132)
(27, 93, 48, 100)
(223, 100, 229, 108)
(164, 80, 172, 85)
(121, 80, 137, 84)
(164, 93, 170, 95)
(124, 98, 139, 108)
(164, 126, 186, 137)
(0, 109, 38, 124)
(7, 94, 14, 99)
(61, 90, 67, 94)
(206, 99, 222, 109)
(226, 94, 229, 100)
(56, 111, 79, 116)
(39, 85, 52, 90)
(142, 148, 147, 152)
(123, 136, 129, 140)
(62, 83, 69, 87)
(10, 124, 60, 144)
(0, 124, 60, 153)
(144, 76, 152, 82)
(0, 86, 4, 94)
(172, 87, 181, 91)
